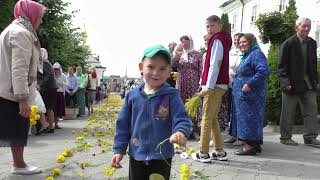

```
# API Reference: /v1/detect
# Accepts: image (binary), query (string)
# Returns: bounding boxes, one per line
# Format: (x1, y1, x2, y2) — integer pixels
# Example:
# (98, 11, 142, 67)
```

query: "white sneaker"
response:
(211, 150, 228, 161)
(191, 151, 212, 163)
(58, 118, 64, 121)
(11, 165, 41, 175)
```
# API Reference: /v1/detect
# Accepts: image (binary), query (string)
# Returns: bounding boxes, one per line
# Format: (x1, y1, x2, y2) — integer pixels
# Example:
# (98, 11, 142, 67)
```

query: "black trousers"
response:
(65, 91, 77, 107)
(129, 158, 172, 180)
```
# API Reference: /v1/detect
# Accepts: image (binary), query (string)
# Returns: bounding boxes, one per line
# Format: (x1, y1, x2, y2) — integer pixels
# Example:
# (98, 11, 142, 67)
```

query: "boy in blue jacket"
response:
(111, 45, 192, 180)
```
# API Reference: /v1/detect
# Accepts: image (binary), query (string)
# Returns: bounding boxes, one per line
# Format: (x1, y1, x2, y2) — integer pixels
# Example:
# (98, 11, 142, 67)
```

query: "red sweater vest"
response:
(201, 32, 232, 85)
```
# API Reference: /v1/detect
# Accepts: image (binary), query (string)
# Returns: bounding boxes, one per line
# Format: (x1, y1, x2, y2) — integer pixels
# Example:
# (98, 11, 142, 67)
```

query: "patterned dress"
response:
(173, 51, 202, 102)
(231, 45, 269, 143)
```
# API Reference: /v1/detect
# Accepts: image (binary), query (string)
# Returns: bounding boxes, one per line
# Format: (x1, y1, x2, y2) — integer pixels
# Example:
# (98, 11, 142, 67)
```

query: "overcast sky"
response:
(67, 0, 223, 77)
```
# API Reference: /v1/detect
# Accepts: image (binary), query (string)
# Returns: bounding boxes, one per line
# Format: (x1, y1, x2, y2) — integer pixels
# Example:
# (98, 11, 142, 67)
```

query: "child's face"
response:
(139, 56, 171, 91)
(206, 21, 221, 35)
(204, 34, 212, 48)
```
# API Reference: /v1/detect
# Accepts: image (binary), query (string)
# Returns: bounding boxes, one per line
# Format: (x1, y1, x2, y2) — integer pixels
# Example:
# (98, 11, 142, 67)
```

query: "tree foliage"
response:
(36, 0, 90, 70)
(0, 0, 15, 32)
(255, 0, 298, 46)
(0, 0, 90, 70)
(221, 13, 231, 33)
(254, 0, 299, 124)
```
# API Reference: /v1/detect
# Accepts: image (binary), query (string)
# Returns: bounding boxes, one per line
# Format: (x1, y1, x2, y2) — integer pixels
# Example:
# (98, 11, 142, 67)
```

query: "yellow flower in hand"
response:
(31, 105, 38, 112)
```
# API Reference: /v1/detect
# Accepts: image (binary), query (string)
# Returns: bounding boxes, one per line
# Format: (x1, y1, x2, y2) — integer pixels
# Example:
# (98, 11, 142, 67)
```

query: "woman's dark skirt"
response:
(41, 88, 57, 110)
(54, 92, 65, 117)
(0, 97, 29, 147)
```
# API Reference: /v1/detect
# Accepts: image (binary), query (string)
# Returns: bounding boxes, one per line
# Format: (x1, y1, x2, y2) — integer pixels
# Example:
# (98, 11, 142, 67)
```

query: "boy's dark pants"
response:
(129, 158, 172, 180)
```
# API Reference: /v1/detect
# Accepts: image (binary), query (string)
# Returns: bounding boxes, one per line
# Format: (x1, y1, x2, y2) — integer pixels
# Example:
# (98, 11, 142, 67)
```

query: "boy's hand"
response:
(170, 131, 187, 146)
(198, 87, 210, 97)
(111, 154, 123, 168)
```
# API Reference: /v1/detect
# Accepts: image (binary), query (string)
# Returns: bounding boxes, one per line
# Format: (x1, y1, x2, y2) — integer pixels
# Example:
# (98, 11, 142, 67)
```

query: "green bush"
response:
(265, 44, 281, 124)
(266, 45, 320, 125)
(0, 0, 15, 32)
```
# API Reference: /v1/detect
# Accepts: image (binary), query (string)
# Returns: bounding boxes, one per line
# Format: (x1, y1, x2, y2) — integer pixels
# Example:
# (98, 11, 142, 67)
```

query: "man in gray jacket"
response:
(278, 18, 320, 146)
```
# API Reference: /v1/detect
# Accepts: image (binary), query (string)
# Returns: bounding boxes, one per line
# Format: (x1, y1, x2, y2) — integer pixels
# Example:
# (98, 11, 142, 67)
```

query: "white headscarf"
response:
(38, 48, 48, 74)
(181, 35, 195, 60)
(52, 62, 63, 77)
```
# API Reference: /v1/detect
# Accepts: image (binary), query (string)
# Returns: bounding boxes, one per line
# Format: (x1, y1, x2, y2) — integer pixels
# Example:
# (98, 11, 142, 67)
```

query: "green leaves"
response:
(36, 0, 91, 70)
(221, 13, 231, 33)
(0, 0, 15, 33)
(255, 0, 298, 45)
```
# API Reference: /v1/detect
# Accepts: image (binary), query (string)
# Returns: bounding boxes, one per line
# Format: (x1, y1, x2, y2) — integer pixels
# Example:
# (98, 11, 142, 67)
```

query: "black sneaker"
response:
(45, 128, 54, 133)
(191, 151, 211, 163)
(211, 150, 228, 161)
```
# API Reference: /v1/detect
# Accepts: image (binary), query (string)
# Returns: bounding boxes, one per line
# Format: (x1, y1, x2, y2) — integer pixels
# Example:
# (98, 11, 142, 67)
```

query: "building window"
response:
(251, 5, 257, 22)
(232, 14, 237, 29)
(279, 0, 286, 11)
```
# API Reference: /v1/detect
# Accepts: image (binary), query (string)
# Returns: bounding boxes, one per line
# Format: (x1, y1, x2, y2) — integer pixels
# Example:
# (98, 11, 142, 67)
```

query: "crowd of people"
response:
(111, 14, 319, 180)
(1, 0, 319, 178)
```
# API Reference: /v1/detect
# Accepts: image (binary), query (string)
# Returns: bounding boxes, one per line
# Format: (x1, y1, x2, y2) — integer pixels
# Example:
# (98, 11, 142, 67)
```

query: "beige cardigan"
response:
(0, 21, 39, 103)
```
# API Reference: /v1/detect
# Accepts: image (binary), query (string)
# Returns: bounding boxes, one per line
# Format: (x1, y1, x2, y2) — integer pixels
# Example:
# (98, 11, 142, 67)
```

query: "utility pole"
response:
(240, 0, 245, 32)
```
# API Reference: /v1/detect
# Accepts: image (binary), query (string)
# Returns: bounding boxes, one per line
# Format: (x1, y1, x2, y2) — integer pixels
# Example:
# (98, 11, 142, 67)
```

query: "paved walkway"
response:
(1, 110, 320, 179)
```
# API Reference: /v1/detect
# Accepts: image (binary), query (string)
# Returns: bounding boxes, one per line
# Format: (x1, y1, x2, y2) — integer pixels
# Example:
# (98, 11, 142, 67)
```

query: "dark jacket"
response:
(113, 83, 192, 161)
(278, 34, 318, 94)
(37, 60, 58, 92)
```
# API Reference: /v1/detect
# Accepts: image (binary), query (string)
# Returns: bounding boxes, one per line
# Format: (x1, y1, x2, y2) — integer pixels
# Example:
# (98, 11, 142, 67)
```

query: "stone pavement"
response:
(1, 117, 320, 180)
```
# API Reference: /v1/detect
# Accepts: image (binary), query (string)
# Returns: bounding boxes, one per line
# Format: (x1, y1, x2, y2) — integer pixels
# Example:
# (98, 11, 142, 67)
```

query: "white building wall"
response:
(222, 0, 320, 55)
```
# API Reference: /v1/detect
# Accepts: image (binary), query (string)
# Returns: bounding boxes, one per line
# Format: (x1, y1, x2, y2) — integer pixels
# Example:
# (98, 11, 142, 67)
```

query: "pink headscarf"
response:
(14, 0, 44, 28)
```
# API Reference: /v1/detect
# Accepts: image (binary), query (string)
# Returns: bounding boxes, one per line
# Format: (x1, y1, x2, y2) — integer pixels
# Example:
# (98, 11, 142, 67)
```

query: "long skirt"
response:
(0, 97, 29, 147)
(54, 92, 65, 117)
(76, 88, 86, 115)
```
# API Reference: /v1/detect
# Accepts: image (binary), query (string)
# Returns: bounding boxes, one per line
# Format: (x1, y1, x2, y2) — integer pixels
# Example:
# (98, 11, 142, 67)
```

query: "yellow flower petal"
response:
(45, 176, 54, 180)
(52, 168, 61, 175)
(56, 155, 65, 163)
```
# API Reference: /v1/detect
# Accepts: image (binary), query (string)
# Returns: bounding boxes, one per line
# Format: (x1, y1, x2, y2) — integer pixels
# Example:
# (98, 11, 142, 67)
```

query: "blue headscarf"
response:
(239, 42, 260, 64)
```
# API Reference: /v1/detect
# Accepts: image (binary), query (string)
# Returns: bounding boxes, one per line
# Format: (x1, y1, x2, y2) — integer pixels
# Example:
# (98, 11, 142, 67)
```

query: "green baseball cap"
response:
(142, 44, 172, 64)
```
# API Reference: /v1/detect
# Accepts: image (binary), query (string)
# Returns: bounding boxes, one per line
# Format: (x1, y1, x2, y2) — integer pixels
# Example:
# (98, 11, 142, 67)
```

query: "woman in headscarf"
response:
(53, 62, 68, 128)
(172, 35, 203, 139)
(0, 0, 45, 175)
(231, 33, 269, 155)
(37, 48, 58, 133)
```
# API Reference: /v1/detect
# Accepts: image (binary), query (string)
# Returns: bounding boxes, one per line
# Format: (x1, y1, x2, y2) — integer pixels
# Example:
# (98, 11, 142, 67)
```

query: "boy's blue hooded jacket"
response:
(113, 83, 192, 161)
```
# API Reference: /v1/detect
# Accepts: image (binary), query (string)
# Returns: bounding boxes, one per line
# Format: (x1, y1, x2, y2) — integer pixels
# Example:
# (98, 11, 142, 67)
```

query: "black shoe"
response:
(224, 136, 237, 143)
(235, 148, 257, 156)
(45, 128, 54, 133)
(255, 146, 262, 153)
(35, 127, 48, 136)
(304, 138, 320, 146)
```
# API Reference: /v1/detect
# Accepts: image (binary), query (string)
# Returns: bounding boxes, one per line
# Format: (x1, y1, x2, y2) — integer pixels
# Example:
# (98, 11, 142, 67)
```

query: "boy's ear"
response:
(138, 62, 143, 74)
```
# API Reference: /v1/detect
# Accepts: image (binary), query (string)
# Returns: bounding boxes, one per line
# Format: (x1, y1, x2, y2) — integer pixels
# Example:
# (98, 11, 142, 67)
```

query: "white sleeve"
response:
(206, 39, 224, 89)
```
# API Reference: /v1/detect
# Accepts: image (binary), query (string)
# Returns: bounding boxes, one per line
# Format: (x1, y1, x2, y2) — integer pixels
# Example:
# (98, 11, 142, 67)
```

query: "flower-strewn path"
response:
(1, 94, 320, 180)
